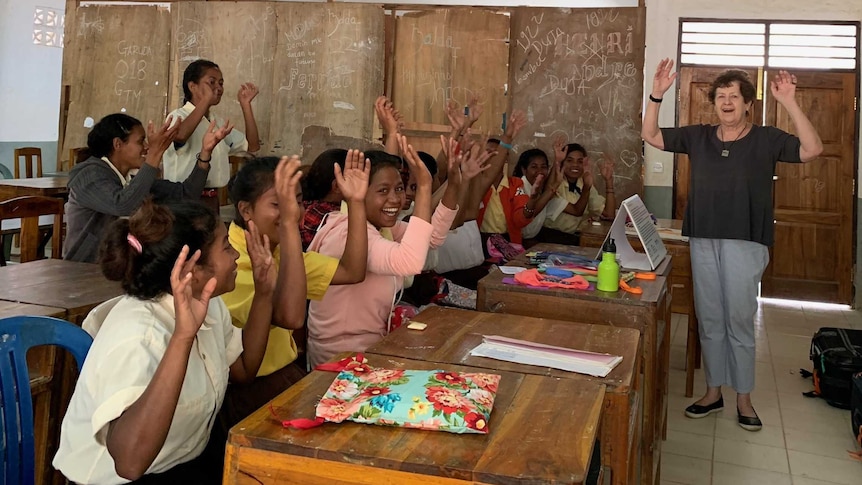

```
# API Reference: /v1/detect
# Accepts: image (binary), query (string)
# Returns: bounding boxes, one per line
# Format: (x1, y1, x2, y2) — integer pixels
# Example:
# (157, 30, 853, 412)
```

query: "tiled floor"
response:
(661, 299, 862, 485)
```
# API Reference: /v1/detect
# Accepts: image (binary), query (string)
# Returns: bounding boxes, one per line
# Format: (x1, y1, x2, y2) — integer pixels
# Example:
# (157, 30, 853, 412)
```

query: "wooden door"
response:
(761, 71, 856, 304)
(674, 67, 762, 218)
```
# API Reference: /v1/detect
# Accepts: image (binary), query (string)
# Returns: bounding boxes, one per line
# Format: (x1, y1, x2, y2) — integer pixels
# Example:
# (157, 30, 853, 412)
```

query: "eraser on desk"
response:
(407, 321, 427, 331)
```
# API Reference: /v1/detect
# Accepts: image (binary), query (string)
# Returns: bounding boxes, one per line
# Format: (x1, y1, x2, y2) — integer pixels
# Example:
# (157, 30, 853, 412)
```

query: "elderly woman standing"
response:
(642, 59, 822, 431)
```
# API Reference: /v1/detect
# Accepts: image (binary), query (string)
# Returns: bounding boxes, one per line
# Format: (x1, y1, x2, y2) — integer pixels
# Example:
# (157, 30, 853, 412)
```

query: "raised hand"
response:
(237, 82, 259, 106)
(466, 94, 484, 126)
(170, 245, 216, 341)
(145, 117, 180, 167)
(460, 142, 492, 182)
(274, 156, 304, 225)
(532, 173, 547, 195)
(505, 110, 527, 140)
(552, 134, 567, 164)
(600, 152, 615, 182)
(582, 165, 595, 189)
(397, 134, 432, 188)
(546, 158, 564, 191)
(770, 70, 798, 106)
(198, 80, 220, 108)
(652, 58, 678, 98)
(445, 99, 466, 135)
(201, 118, 234, 154)
(375, 96, 400, 133)
(335, 149, 370, 203)
(244, 220, 276, 296)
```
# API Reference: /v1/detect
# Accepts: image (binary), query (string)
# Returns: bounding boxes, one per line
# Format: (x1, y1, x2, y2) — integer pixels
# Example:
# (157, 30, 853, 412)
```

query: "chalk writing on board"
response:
(176, 19, 212, 62)
(328, 9, 361, 38)
(77, 11, 104, 36)
(113, 39, 153, 104)
(280, 65, 356, 94)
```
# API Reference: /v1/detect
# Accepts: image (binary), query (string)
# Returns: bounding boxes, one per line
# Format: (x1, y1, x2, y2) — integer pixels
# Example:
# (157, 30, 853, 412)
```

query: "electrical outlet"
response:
(652, 163, 663, 173)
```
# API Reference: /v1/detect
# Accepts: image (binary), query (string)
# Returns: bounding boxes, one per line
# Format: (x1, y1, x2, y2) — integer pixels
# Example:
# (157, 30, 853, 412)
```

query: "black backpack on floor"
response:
(852, 372, 862, 443)
(800, 327, 862, 409)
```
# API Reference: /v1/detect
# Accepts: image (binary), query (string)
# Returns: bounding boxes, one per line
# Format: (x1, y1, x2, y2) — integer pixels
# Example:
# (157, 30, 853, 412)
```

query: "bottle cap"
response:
(603, 237, 616, 253)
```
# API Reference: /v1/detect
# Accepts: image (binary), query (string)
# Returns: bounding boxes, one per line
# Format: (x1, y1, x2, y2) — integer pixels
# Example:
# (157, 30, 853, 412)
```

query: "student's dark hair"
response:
(487, 138, 501, 145)
(708, 70, 756, 105)
(228, 156, 281, 229)
(514, 148, 549, 177)
(99, 199, 218, 300)
(85, 113, 142, 159)
(564, 143, 587, 159)
(304, 149, 347, 201)
(416, 151, 438, 177)
(366, 150, 404, 181)
(182, 59, 220, 104)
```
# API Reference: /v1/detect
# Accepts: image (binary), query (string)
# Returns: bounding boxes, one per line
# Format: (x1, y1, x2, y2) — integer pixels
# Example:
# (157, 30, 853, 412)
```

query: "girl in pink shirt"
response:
(306, 135, 488, 367)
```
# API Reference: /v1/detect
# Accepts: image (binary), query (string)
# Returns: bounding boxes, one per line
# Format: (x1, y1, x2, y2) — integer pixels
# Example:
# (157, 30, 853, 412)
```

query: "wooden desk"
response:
(225, 353, 606, 485)
(367, 306, 642, 485)
(0, 259, 121, 324)
(579, 220, 701, 398)
(0, 176, 69, 201)
(477, 244, 671, 485)
(0, 259, 122, 485)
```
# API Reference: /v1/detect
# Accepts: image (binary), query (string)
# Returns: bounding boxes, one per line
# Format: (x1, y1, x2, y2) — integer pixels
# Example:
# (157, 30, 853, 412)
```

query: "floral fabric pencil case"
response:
(315, 359, 501, 434)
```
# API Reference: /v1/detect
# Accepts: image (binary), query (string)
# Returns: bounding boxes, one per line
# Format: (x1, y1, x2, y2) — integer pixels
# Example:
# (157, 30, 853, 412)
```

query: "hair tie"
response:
(127, 234, 143, 254)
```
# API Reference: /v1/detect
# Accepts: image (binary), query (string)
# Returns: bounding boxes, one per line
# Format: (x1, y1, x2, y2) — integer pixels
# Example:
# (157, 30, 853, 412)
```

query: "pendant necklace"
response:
(719, 124, 748, 157)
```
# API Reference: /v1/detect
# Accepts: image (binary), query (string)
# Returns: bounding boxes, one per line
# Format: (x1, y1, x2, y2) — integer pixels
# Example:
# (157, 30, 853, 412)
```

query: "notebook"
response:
(470, 335, 623, 377)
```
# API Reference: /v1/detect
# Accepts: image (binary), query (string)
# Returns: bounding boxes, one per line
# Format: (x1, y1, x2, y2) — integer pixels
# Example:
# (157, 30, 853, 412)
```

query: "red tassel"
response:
(269, 401, 326, 429)
(314, 353, 366, 372)
(267, 354, 366, 430)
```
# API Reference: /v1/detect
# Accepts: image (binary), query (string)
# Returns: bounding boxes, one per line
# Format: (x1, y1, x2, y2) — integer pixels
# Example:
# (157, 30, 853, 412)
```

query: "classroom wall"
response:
(644, 0, 862, 307)
(643, 0, 862, 212)
(0, 0, 65, 174)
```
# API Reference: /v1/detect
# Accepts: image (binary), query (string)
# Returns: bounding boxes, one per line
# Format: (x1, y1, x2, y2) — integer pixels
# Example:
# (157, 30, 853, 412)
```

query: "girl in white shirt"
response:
(54, 165, 304, 484)
(162, 59, 261, 211)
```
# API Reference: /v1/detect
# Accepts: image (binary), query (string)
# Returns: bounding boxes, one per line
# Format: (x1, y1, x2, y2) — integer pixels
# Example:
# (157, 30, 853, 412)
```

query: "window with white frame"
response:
(33, 6, 64, 48)
(680, 20, 858, 70)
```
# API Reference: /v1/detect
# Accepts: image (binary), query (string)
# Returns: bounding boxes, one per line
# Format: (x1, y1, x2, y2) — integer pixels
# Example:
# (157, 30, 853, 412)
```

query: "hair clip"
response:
(127, 234, 143, 254)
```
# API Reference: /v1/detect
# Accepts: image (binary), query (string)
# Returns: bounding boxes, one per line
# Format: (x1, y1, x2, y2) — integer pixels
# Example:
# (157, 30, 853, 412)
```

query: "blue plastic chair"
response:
(0, 316, 93, 485)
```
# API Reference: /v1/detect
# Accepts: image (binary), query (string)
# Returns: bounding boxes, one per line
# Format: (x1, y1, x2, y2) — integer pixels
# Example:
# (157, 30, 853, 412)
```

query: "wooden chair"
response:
(0, 196, 64, 265)
(13, 148, 43, 179)
(60, 147, 86, 173)
(0, 315, 93, 485)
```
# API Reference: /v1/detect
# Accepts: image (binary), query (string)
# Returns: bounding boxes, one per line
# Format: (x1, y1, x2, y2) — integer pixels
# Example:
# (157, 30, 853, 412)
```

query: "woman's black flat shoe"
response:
(737, 408, 762, 431)
(684, 396, 724, 418)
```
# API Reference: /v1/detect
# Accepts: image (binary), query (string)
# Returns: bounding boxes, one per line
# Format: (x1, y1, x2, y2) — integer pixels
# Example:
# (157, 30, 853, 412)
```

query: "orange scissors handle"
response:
(619, 279, 643, 295)
(634, 272, 656, 281)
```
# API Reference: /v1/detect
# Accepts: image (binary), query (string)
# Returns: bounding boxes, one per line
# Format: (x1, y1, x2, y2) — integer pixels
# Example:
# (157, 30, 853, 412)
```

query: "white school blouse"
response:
(53, 294, 242, 485)
(162, 102, 248, 188)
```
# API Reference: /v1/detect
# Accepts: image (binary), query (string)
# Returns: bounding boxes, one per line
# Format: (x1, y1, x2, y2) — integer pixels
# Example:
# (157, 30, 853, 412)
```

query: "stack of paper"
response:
(470, 335, 623, 377)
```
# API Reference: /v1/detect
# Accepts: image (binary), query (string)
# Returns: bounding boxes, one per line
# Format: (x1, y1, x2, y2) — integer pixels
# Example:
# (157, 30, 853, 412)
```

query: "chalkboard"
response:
(171, 1, 278, 153)
(62, 4, 171, 154)
(509, 7, 646, 202)
(270, 3, 384, 157)
(392, 8, 509, 136)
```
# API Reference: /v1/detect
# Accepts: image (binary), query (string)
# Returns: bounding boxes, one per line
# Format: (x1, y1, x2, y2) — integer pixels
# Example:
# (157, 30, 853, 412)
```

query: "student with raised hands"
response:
(64, 113, 229, 263)
(54, 199, 276, 484)
(540, 143, 615, 244)
(307, 134, 487, 368)
(220, 152, 368, 421)
(470, 109, 543, 248)
(163, 59, 261, 212)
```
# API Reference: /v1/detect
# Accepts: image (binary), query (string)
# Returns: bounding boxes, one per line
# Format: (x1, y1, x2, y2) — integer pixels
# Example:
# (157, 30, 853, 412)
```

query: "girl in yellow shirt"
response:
(219, 150, 369, 427)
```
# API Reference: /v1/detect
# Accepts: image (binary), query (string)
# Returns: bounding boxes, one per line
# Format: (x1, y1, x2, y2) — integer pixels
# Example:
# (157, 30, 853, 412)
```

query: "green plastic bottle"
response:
(597, 237, 620, 292)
